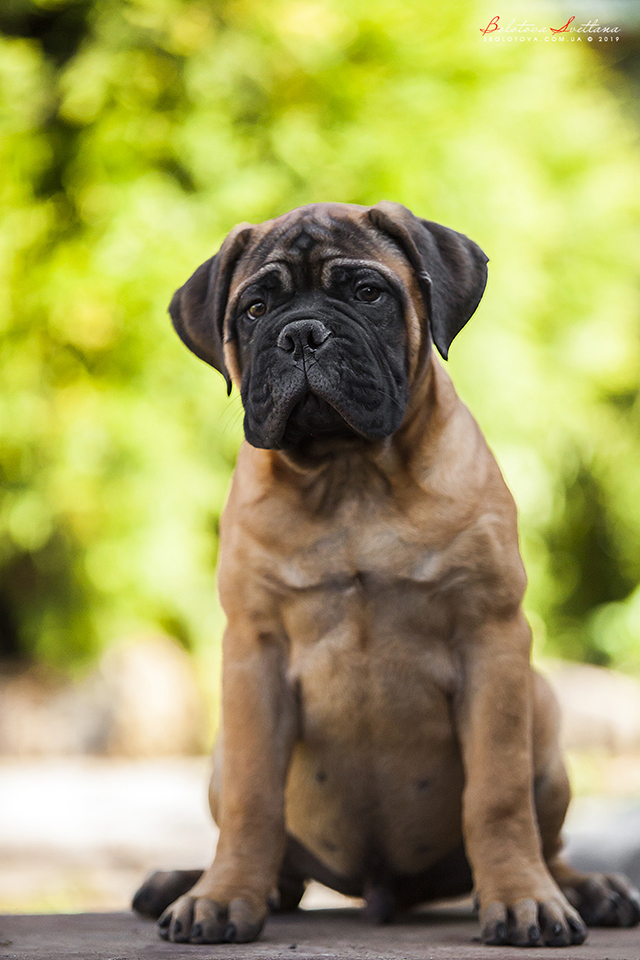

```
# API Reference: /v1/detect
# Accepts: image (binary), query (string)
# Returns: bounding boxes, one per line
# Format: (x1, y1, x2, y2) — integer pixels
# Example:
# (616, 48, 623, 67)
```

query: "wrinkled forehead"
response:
(229, 210, 411, 295)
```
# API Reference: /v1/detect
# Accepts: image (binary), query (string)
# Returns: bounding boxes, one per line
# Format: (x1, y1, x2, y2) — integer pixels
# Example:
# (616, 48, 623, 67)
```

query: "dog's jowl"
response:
(132, 202, 640, 947)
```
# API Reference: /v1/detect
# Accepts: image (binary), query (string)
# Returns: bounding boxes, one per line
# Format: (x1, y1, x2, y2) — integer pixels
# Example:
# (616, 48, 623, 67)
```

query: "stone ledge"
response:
(1, 908, 640, 960)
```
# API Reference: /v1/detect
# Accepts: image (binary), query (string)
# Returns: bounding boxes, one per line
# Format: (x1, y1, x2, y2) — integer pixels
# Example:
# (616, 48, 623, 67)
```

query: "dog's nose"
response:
(277, 319, 331, 355)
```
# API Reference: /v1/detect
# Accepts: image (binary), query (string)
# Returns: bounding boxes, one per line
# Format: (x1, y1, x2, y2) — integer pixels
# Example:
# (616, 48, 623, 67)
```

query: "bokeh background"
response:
(1, 0, 640, 914)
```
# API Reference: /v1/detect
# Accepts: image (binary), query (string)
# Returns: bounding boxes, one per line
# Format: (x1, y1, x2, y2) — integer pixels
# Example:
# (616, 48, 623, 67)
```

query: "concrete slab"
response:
(1, 908, 640, 960)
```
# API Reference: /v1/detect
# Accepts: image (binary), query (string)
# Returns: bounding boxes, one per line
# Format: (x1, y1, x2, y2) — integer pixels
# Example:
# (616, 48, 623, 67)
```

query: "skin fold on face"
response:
(227, 217, 411, 451)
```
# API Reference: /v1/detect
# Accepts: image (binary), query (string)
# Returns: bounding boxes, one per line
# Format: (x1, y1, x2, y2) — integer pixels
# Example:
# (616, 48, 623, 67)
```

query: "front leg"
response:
(456, 610, 587, 948)
(159, 626, 297, 944)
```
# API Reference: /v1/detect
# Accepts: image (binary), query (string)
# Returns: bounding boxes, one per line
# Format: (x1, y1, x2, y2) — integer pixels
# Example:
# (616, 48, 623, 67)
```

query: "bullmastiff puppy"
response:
(133, 202, 640, 947)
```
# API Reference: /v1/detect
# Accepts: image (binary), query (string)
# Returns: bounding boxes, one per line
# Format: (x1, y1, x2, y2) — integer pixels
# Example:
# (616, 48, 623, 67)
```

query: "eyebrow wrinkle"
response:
(320, 258, 406, 294)
(232, 263, 294, 303)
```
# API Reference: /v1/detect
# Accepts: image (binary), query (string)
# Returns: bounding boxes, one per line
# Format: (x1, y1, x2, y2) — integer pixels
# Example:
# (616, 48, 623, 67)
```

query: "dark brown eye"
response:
(247, 300, 266, 320)
(355, 285, 381, 303)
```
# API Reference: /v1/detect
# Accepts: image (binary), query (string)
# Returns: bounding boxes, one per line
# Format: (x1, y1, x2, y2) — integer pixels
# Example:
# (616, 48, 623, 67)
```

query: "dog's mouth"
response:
(281, 391, 357, 447)
(242, 343, 409, 450)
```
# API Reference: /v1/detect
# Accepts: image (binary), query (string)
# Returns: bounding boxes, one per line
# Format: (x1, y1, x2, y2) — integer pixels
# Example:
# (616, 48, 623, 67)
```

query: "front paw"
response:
(480, 895, 587, 947)
(157, 891, 267, 944)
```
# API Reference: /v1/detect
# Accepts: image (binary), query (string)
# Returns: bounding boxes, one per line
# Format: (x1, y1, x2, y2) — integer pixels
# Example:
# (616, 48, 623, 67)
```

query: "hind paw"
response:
(561, 872, 640, 928)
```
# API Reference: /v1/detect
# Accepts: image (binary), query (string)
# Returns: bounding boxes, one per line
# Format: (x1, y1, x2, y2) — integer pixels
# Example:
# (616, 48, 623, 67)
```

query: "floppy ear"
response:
(168, 224, 253, 393)
(368, 201, 488, 360)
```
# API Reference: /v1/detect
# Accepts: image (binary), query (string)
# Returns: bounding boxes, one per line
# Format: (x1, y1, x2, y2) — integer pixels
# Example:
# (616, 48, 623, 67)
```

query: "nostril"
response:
(308, 324, 329, 348)
(278, 319, 331, 354)
(279, 331, 296, 353)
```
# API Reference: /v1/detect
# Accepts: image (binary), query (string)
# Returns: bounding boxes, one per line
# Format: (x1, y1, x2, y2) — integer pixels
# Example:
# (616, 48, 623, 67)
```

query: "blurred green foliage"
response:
(1, 0, 639, 676)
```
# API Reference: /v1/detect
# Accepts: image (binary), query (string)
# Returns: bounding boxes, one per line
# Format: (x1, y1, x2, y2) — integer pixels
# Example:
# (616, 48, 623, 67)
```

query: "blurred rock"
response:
(0, 635, 208, 756)
(97, 635, 208, 756)
(545, 661, 640, 753)
(0, 667, 105, 755)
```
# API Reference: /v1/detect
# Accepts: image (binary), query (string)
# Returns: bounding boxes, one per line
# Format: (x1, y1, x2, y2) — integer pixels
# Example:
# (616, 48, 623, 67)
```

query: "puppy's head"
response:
(169, 202, 488, 450)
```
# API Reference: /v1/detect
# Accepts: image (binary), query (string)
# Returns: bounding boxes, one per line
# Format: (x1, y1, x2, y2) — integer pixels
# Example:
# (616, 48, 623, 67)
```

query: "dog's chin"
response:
(280, 393, 358, 448)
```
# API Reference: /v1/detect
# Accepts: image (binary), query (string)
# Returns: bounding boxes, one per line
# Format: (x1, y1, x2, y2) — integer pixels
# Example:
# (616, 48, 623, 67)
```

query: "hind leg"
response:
(133, 869, 204, 919)
(271, 842, 307, 912)
(533, 670, 640, 930)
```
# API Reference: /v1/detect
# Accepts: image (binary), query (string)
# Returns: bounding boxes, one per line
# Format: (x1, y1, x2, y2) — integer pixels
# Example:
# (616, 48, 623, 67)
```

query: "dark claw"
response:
(527, 923, 541, 945)
(172, 918, 190, 943)
(546, 919, 568, 946)
(190, 923, 203, 941)
(485, 920, 507, 945)
(224, 922, 237, 942)
(614, 893, 638, 928)
(601, 891, 623, 926)
(568, 915, 587, 944)
(610, 892, 629, 925)
(157, 911, 171, 939)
